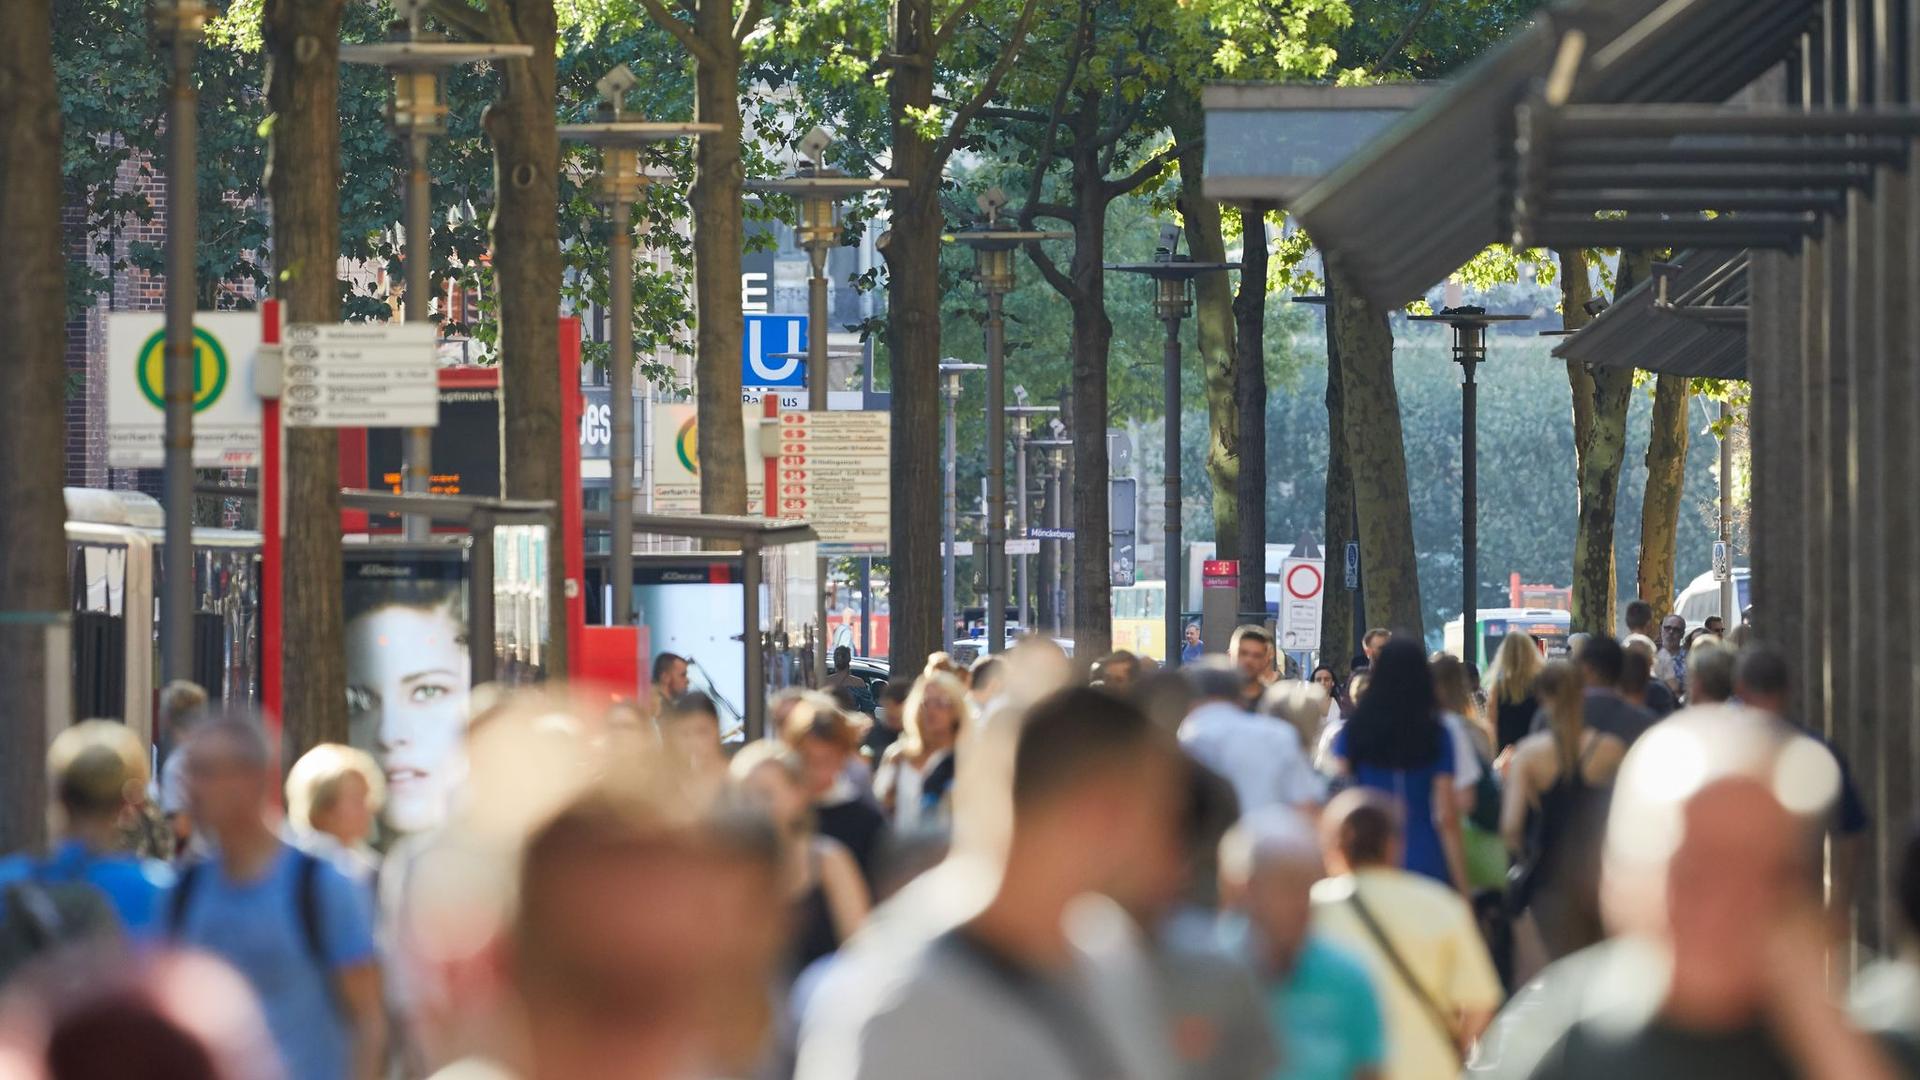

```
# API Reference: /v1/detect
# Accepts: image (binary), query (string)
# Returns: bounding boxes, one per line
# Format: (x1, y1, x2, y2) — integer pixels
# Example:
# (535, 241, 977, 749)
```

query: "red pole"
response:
(763, 394, 777, 519)
(557, 318, 586, 676)
(260, 300, 283, 739)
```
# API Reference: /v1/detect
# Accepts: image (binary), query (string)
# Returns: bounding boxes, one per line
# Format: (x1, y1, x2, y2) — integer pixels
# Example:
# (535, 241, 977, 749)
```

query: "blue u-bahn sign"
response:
(743, 314, 808, 389)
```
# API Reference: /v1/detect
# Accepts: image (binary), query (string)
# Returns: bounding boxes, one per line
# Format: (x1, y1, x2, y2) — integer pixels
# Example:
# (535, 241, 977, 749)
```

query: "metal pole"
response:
(160, 26, 198, 685)
(402, 131, 434, 540)
(742, 542, 765, 741)
(1719, 399, 1735, 624)
(607, 196, 636, 625)
(808, 245, 830, 682)
(859, 557, 871, 657)
(943, 373, 959, 647)
(986, 291, 1007, 652)
(1015, 422, 1029, 631)
(1461, 346, 1479, 665)
(469, 511, 496, 684)
(1048, 451, 1064, 636)
(1163, 313, 1183, 668)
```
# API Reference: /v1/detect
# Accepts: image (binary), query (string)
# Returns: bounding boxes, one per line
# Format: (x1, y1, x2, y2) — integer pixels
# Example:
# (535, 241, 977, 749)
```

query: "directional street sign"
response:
(1029, 526, 1075, 540)
(1005, 538, 1040, 556)
(108, 312, 262, 466)
(775, 410, 890, 555)
(743, 314, 808, 389)
(282, 322, 439, 429)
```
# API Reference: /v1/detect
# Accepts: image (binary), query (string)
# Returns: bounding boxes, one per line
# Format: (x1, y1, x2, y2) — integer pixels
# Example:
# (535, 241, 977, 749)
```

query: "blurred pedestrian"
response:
(1261, 679, 1335, 764)
(781, 696, 890, 887)
(824, 646, 877, 716)
(864, 680, 910, 764)
(1657, 614, 1688, 697)
(1183, 623, 1206, 664)
(1703, 614, 1726, 637)
(1735, 645, 1869, 936)
(1500, 661, 1624, 969)
(155, 679, 210, 858)
(171, 719, 385, 1080)
(733, 743, 871, 981)
(873, 672, 966, 830)
(1219, 808, 1386, 1080)
(1310, 665, 1349, 724)
(1484, 633, 1544, 755)
(1619, 640, 1678, 718)
(1231, 627, 1279, 705)
(1622, 601, 1673, 688)
(1474, 707, 1896, 1079)
(284, 743, 385, 888)
(1431, 654, 1506, 895)
(0, 721, 174, 967)
(1352, 629, 1390, 676)
(1532, 636, 1657, 747)
(1327, 641, 1470, 894)
(1180, 660, 1323, 816)
(1100, 651, 1143, 694)
(0, 948, 279, 1080)
(968, 655, 1006, 710)
(1312, 790, 1501, 1079)
(796, 686, 1182, 1080)
(650, 651, 690, 716)
(1685, 640, 1735, 705)
(1851, 817, 1920, 1073)
(657, 690, 729, 810)
(502, 789, 786, 1080)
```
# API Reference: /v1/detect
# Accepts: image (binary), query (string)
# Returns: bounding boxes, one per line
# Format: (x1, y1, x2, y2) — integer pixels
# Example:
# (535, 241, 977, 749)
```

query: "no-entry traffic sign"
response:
(1279, 556, 1324, 649)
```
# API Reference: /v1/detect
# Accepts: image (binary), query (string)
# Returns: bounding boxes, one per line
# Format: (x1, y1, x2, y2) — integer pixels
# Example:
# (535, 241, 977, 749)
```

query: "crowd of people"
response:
(1, 608, 1918, 1080)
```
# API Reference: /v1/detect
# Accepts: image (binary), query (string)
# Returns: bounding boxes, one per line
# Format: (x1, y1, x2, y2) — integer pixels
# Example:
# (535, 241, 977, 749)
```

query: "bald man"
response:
(1475, 706, 1896, 1079)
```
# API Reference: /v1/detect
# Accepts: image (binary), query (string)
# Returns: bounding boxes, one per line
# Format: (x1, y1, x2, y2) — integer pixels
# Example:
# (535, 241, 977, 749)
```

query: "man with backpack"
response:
(170, 718, 385, 1080)
(0, 720, 175, 978)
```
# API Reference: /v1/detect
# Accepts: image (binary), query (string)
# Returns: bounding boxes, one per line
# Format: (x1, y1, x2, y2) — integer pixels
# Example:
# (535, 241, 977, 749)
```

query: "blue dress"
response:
(1332, 725, 1456, 884)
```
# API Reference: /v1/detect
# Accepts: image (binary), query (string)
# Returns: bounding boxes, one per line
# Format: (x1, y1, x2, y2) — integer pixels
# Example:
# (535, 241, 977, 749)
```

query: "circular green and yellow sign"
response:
(675, 416, 700, 475)
(135, 327, 228, 413)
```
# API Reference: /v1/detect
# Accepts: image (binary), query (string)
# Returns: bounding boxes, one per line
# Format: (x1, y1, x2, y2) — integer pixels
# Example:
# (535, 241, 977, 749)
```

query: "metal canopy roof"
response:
(1289, 0, 1817, 310)
(1552, 248, 1748, 378)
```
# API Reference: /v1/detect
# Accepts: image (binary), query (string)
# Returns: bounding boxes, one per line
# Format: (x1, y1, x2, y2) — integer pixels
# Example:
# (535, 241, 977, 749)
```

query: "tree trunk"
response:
(1558, 249, 1596, 473)
(1172, 99, 1238, 573)
(0, 0, 70, 848)
(1232, 203, 1270, 617)
(883, 0, 942, 672)
(1327, 263, 1422, 639)
(1068, 155, 1113, 663)
(1319, 295, 1357, 675)
(265, 0, 347, 757)
(1636, 373, 1691, 618)
(691, 23, 746, 519)
(1569, 251, 1651, 635)
(485, 0, 567, 675)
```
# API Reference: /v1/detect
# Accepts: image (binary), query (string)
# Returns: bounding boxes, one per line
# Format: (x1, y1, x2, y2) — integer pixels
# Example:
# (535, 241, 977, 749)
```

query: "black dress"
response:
(789, 847, 841, 978)
(814, 794, 889, 889)
(1495, 693, 1539, 754)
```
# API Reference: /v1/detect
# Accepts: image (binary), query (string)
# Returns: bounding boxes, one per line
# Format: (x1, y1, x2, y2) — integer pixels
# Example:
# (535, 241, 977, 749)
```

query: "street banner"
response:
(107, 312, 262, 466)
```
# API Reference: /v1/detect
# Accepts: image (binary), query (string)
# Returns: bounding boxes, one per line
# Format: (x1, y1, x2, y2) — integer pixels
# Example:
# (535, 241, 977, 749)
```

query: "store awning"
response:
(1289, 0, 1818, 310)
(1552, 248, 1748, 378)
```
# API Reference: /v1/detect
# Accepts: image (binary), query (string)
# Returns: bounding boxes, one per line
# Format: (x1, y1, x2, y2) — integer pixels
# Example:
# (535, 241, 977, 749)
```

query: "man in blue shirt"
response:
(0, 720, 175, 937)
(172, 719, 385, 1080)
(1220, 807, 1385, 1080)
(1181, 622, 1206, 664)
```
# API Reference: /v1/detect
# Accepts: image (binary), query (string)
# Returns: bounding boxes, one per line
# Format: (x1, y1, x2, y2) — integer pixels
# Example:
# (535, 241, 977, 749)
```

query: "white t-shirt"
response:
(1179, 701, 1327, 812)
(872, 748, 951, 831)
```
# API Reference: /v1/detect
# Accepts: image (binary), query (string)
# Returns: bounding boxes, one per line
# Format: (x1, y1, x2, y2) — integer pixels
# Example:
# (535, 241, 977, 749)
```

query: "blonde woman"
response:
(1485, 631, 1546, 753)
(1500, 660, 1625, 964)
(285, 743, 386, 886)
(872, 672, 968, 830)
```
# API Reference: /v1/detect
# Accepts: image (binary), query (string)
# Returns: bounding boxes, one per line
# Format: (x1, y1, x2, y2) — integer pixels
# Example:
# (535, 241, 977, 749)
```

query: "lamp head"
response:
(596, 64, 638, 111)
(800, 127, 833, 168)
(977, 187, 1009, 223)
(392, 0, 427, 27)
(1048, 417, 1066, 438)
(1583, 296, 1609, 317)
(1156, 223, 1182, 258)
(1013, 384, 1029, 405)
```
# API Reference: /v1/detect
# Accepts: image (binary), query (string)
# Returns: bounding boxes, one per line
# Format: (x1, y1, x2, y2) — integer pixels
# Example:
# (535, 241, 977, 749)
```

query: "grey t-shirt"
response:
(1530, 690, 1657, 747)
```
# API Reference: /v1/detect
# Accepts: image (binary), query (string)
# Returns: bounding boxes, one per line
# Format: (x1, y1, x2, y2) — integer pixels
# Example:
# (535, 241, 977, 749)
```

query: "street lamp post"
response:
(342, 4, 531, 540)
(939, 362, 985, 650)
(558, 66, 718, 629)
(1028, 433, 1074, 637)
(951, 191, 1069, 654)
(152, 0, 210, 685)
(1108, 227, 1238, 669)
(1007, 397, 1059, 633)
(747, 129, 905, 682)
(1411, 307, 1527, 663)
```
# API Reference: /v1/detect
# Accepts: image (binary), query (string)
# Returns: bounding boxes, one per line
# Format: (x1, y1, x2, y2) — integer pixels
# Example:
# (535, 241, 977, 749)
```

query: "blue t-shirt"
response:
(1270, 934, 1386, 1080)
(0, 840, 175, 939)
(1333, 724, 1456, 884)
(171, 844, 377, 1080)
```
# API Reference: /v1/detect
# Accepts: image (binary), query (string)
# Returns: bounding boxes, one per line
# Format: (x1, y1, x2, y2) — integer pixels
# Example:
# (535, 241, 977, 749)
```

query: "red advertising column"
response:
(260, 300, 284, 738)
(557, 318, 586, 676)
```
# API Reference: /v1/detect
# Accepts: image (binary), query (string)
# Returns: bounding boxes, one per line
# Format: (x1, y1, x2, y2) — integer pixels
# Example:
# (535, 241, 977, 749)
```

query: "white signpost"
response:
(281, 322, 439, 429)
(651, 402, 765, 513)
(107, 312, 262, 466)
(1278, 555, 1325, 650)
(774, 411, 889, 555)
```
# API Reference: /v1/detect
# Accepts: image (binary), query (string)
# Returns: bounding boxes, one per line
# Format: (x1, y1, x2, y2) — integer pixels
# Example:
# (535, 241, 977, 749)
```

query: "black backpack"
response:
(0, 864, 124, 984)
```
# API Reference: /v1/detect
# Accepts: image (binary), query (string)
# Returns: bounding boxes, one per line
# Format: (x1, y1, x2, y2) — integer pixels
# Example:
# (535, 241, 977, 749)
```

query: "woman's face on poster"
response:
(346, 603, 471, 834)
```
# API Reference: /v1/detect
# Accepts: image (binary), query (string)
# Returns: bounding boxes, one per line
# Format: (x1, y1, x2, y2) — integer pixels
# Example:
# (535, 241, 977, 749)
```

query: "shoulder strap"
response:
(167, 861, 205, 937)
(5, 882, 66, 949)
(295, 850, 328, 969)
(1345, 887, 1464, 1064)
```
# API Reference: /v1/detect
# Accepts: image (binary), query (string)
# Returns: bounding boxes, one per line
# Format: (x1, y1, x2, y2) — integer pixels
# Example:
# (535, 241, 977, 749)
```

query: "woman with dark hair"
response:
(1328, 639, 1468, 893)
